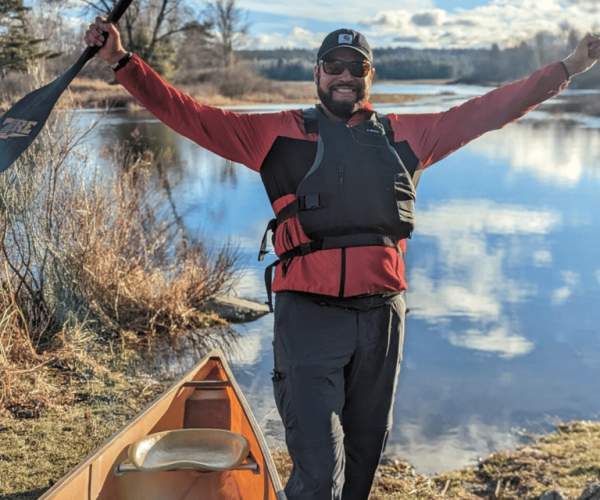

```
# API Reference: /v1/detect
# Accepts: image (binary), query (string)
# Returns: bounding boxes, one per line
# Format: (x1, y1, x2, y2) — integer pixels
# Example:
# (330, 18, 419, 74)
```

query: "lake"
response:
(77, 81, 600, 475)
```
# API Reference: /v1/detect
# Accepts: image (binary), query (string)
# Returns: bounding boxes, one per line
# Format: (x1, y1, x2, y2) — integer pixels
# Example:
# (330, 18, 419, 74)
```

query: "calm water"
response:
(77, 82, 600, 475)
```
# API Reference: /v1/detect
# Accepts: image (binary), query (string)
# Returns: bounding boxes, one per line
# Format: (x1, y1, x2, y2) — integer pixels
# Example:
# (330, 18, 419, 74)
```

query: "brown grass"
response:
(0, 110, 240, 412)
(271, 421, 600, 499)
(0, 73, 424, 113)
(0, 352, 168, 499)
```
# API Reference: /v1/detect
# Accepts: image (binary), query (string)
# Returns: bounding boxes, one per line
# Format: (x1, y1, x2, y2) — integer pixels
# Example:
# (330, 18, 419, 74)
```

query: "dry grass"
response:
(0, 74, 424, 113)
(60, 144, 238, 343)
(0, 352, 169, 499)
(272, 422, 600, 500)
(0, 109, 240, 413)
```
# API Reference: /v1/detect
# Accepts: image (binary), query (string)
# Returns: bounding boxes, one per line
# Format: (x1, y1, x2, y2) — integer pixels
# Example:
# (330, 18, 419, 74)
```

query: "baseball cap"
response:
(317, 29, 373, 63)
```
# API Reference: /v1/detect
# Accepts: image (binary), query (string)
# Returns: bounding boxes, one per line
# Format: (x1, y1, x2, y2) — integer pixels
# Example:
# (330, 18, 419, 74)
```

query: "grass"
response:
(271, 422, 600, 500)
(0, 72, 427, 114)
(0, 345, 170, 499)
(0, 108, 240, 407)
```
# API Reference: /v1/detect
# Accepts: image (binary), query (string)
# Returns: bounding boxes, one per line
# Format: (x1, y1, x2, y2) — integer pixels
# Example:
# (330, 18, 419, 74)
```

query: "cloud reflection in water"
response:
(408, 199, 561, 358)
(467, 120, 600, 187)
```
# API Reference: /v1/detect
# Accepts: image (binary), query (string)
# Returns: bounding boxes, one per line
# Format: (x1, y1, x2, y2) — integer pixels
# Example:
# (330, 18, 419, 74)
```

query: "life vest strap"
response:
(279, 234, 398, 261)
(259, 195, 330, 262)
(263, 234, 400, 311)
(264, 259, 280, 312)
(258, 218, 278, 262)
(276, 194, 329, 226)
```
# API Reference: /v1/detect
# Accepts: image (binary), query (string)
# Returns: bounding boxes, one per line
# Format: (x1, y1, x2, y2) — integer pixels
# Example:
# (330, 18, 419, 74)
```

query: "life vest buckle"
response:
(300, 194, 320, 210)
(300, 243, 312, 255)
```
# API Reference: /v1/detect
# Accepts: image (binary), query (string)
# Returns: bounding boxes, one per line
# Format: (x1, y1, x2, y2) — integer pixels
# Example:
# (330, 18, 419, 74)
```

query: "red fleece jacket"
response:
(117, 57, 569, 297)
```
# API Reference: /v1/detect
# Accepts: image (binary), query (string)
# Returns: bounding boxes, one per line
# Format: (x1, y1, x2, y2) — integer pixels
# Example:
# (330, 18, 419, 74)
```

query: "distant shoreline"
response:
(4, 76, 597, 117)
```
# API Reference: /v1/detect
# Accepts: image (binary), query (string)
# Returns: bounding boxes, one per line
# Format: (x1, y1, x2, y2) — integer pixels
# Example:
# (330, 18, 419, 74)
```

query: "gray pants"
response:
(272, 292, 406, 500)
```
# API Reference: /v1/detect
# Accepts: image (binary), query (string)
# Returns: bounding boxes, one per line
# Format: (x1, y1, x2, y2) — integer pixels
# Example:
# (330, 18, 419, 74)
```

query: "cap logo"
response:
(338, 34, 353, 44)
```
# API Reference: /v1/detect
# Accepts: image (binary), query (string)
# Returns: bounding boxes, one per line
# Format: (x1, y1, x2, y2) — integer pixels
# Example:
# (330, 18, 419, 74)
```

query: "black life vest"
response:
(259, 106, 417, 309)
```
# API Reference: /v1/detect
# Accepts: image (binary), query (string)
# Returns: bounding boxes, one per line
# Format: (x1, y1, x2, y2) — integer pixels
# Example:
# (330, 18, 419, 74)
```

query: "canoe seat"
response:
(124, 429, 251, 473)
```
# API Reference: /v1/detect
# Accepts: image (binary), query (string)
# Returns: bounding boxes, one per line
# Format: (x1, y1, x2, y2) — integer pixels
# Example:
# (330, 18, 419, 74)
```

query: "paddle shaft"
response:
(0, 0, 134, 173)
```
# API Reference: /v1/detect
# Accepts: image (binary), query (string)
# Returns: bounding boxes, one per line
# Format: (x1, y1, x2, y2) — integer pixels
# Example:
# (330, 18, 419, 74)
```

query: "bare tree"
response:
(81, 0, 211, 75)
(205, 0, 249, 67)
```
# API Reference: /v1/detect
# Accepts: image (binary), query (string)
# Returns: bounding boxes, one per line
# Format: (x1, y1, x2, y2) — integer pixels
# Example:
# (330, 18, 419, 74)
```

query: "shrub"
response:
(0, 110, 240, 407)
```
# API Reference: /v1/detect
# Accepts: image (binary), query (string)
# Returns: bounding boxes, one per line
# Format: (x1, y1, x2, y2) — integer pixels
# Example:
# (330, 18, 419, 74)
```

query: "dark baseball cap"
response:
(317, 29, 373, 63)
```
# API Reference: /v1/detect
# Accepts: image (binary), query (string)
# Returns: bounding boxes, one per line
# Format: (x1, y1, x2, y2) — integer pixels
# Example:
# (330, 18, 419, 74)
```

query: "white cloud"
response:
(361, 0, 599, 48)
(254, 27, 323, 50)
(387, 416, 522, 475)
(412, 9, 447, 27)
(417, 199, 561, 238)
(533, 250, 553, 266)
(240, 0, 433, 26)
(448, 325, 534, 358)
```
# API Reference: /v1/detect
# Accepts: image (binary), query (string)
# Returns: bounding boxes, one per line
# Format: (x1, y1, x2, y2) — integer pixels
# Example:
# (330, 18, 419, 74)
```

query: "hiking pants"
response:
(272, 292, 406, 500)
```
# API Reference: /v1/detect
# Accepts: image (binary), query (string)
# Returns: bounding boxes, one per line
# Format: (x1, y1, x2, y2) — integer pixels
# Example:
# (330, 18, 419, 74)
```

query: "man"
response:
(85, 22, 599, 500)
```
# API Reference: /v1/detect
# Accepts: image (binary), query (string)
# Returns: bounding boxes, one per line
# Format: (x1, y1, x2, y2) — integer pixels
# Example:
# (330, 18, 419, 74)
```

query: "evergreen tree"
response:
(0, 0, 54, 75)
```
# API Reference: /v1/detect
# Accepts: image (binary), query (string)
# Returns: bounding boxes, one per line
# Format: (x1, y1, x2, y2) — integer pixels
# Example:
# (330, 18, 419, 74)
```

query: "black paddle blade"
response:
(0, 72, 72, 173)
(0, 0, 134, 174)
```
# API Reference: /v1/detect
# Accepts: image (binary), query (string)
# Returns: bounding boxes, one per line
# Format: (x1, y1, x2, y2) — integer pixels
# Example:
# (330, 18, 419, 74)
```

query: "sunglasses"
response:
(319, 59, 372, 78)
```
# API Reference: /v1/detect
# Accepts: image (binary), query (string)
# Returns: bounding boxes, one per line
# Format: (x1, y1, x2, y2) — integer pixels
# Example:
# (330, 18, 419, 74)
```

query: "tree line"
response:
(241, 28, 600, 87)
(2, 0, 600, 88)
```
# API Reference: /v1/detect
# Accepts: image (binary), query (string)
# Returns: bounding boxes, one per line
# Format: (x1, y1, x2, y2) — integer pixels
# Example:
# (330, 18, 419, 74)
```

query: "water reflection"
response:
(408, 200, 561, 358)
(467, 120, 600, 186)
(76, 87, 600, 475)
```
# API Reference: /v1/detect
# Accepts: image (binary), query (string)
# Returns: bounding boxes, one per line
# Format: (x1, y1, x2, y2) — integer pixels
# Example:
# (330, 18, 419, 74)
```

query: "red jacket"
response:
(117, 56, 569, 298)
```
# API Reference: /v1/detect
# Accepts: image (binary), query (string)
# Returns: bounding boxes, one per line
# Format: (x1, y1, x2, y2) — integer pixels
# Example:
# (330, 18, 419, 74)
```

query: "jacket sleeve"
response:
(115, 54, 295, 172)
(390, 62, 570, 169)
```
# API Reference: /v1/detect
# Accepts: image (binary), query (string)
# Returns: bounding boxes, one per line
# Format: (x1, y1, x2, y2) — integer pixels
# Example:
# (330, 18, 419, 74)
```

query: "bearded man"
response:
(85, 23, 600, 500)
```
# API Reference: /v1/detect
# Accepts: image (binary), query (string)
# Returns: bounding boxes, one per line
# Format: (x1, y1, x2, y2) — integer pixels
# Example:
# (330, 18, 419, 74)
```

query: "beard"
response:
(317, 74, 370, 119)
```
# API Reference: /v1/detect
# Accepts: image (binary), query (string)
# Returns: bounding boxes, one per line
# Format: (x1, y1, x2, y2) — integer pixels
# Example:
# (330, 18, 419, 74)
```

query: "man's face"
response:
(314, 47, 375, 120)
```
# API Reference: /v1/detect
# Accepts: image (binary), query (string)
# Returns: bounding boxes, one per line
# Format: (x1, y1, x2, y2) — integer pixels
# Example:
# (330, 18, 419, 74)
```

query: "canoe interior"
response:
(39, 351, 284, 500)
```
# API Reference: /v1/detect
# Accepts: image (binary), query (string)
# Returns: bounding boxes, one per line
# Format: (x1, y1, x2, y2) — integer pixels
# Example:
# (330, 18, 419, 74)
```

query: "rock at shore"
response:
(539, 483, 600, 500)
(202, 296, 270, 323)
(579, 483, 600, 500)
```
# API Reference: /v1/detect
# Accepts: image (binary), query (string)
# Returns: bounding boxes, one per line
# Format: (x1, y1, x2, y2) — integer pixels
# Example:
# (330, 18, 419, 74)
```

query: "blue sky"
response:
(233, 0, 599, 50)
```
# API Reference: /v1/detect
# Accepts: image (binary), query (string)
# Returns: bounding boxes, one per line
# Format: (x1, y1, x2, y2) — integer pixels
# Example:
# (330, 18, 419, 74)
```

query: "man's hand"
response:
(84, 17, 128, 66)
(562, 33, 600, 78)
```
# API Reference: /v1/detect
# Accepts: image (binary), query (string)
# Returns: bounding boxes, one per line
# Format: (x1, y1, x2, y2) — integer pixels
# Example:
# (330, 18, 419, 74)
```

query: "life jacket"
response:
(259, 106, 417, 310)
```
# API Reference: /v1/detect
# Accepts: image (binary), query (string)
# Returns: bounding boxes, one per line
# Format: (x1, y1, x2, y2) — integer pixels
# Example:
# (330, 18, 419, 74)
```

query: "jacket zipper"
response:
(338, 248, 346, 297)
(338, 164, 345, 297)
(338, 165, 346, 297)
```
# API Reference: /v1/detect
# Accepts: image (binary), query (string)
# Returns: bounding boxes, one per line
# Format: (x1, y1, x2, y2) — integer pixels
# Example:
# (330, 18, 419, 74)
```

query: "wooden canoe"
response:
(38, 349, 286, 500)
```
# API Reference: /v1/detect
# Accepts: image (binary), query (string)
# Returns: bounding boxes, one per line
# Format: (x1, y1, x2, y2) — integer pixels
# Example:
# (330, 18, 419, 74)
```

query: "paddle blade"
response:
(0, 0, 134, 173)
(0, 78, 67, 173)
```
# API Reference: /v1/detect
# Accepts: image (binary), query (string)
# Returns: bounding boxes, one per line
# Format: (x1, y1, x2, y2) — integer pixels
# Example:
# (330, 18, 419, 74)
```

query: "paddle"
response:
(0, 0, 134, 173)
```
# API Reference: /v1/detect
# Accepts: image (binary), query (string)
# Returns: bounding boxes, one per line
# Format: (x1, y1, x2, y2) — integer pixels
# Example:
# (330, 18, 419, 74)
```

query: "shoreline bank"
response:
(1, 297, 599, 499)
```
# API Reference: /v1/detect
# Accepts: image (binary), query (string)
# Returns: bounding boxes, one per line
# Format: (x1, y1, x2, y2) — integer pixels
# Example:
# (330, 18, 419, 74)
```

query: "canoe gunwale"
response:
(37, 349, 286, 499)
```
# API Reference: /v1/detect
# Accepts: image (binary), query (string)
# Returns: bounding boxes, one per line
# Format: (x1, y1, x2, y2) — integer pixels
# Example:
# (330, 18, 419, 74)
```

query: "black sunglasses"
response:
(319, 59, 372, 78)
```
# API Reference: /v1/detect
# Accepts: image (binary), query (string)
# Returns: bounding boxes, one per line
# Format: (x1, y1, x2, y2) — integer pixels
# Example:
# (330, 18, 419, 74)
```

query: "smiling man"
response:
(314, 31, 374, 120)
(85, 22, 599, 500)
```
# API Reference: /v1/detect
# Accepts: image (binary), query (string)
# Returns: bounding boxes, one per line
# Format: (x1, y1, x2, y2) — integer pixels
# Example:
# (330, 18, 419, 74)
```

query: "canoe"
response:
(39, 349, 286, 500)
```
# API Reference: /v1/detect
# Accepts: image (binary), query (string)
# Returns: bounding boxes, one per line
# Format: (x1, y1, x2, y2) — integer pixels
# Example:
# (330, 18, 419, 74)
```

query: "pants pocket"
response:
(272, 368, 296, 433)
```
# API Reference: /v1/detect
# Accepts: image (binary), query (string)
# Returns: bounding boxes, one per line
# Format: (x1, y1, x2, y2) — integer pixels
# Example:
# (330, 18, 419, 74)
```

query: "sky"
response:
(232, 0, 600, 50)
